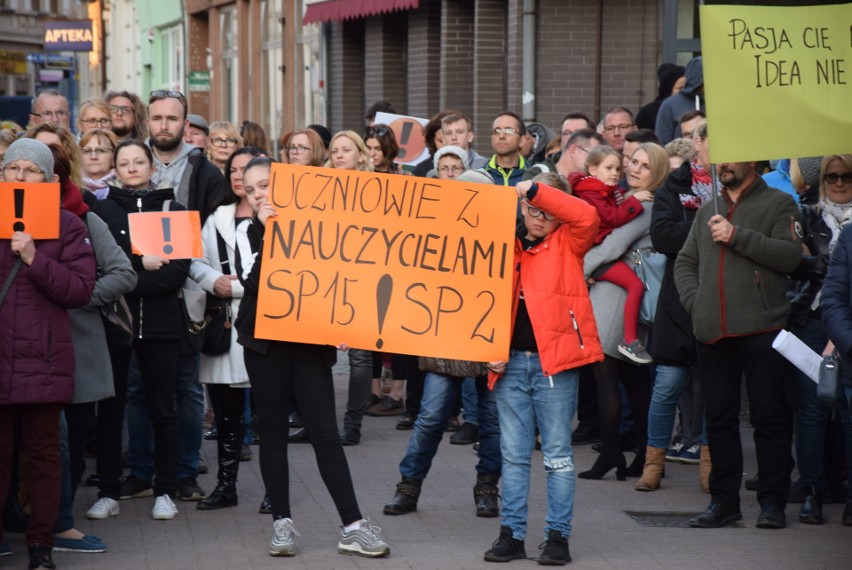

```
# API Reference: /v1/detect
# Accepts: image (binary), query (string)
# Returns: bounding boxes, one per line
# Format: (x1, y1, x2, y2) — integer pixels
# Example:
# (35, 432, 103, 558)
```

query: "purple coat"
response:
(0, 210, 96, 405)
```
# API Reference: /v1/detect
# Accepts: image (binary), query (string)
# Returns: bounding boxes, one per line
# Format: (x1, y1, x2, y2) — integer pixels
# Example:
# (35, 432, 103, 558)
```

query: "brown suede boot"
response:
(635, 446, 666, 492)
(699, 445, 711, 493)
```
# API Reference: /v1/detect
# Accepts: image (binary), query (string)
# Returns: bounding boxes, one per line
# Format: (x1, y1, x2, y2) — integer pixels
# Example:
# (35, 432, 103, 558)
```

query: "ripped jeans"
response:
(494, 350, 579, 541)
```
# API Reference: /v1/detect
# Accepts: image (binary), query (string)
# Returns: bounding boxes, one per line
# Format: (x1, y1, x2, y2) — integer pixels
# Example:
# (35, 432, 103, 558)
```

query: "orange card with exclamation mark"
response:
(0, 182, 61, 239)
(128, 211, 203, 259)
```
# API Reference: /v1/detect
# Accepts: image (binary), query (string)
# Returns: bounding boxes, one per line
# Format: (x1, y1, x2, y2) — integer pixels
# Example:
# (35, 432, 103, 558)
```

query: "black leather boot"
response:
(799, 485, 823, 524)
(383, 476, 422, 515)
(198, 415, 240, 510)
(474, 473, 500, 517)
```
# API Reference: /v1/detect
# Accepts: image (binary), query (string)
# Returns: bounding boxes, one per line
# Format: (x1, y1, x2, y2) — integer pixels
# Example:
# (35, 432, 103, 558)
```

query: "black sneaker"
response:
(119, 475, 153, 500)
(177, 477, 206, 501)
(538, 530, 570, 565)
(484, 526, 526, 562)
(240, 443, 253, 462)
(755, 504, 786, 529)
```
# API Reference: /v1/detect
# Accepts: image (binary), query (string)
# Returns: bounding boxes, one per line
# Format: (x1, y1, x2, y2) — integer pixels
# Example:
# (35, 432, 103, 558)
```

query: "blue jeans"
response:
(792, 317, 831, 485)
(242, 389, 254, 445)
(494, 351, 579, 540)
(647, 364, 707, 448)
(461, 377, 479, 425)
(399, 373, 500, 479)
(126, 353, 204, 481)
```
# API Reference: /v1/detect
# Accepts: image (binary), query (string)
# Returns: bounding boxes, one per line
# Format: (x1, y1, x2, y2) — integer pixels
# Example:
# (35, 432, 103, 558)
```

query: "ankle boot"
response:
(699, 445, 711, 493)
(799, 486, 823, 524)
(383, 476, 422, 515)
(198, 418, 240, 510)
(626, 447, 646, 478)
(635, 446, 666, 492)
(578, 451, 627, 481)
(473, 473, 500, 517)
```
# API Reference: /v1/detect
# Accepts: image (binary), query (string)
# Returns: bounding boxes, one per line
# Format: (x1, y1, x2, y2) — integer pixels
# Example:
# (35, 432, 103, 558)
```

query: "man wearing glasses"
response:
(485, 111, 528, 187)
(600, 107, 637, 152)
(29, 90, 71, 130)
(105, 91, 147, 142)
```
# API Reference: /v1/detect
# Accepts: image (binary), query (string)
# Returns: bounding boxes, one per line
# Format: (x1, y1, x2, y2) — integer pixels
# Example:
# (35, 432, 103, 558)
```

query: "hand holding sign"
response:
(0, 182, 61, 239)
(128, 211, 203, 259)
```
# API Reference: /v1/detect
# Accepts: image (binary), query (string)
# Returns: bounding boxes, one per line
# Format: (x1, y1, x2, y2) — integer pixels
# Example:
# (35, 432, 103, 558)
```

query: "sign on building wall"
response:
(188, 71, 211, 92)
(700, 3, 852, 163)
(44, 21, 94, 52)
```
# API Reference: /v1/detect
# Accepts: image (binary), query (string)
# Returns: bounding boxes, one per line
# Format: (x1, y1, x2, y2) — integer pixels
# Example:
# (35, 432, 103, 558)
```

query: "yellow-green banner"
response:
(700, 3, 852, 163)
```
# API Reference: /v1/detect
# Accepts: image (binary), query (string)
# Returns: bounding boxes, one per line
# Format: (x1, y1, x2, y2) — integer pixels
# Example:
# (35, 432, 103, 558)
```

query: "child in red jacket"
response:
(570, 146, 654, 364)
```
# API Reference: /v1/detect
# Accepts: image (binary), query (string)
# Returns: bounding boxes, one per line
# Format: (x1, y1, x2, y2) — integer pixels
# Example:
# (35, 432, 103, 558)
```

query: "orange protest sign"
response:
(375, 111, 428, 165)
(255, 163, 518, 362)
(0, 182, 61, 239)
(128, 210, 203, 259)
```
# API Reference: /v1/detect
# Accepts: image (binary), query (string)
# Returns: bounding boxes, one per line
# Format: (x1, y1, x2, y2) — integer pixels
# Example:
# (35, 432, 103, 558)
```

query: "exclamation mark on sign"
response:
(375, 274, 393, 349)
(396, 122, 414, 159)
(13, 188, 25, 232)
(162, 217, 173, 254)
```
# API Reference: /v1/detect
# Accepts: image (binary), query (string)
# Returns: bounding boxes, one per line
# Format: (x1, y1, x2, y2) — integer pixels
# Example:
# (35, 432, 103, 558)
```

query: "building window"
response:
(662, 0, 701, 65)
(161, 24, 183, 93)
(220, 5, 239, 123)
(261, 0, 282, 146)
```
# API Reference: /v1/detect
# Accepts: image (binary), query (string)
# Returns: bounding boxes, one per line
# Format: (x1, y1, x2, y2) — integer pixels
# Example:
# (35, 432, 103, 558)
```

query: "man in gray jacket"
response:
(674, 158, 801, 529)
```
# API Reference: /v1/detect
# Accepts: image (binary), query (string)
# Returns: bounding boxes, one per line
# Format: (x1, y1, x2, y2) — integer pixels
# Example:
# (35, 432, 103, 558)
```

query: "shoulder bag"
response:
(201, 229, 233, 356)
(818, 351, 848, 410)
(630, 247, 666, 324)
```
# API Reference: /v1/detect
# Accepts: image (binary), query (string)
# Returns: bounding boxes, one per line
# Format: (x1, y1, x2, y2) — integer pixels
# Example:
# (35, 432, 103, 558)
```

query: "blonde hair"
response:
(77, 98, 111, 133)
(326, 131, 374, 172)
(665, 137, 695, 163)
(584, 146, 621, 174)
(628, 142, 670, 193)
(819, 154, 852, 203)
(24, 122, 83, 188)
(208, 121, 244, 146)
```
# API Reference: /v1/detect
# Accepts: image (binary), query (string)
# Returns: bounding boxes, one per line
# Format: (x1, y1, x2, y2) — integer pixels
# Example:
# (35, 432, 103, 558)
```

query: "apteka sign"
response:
(44, 21, 94, 52)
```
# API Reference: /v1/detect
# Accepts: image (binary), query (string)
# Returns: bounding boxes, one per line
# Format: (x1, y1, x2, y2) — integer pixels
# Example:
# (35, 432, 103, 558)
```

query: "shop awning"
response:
(303, 0, 420, 25)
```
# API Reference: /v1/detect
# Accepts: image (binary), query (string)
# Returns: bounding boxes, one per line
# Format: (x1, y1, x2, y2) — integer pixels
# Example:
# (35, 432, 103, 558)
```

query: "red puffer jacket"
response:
(0, 209, 96, 405)
(489, 183, 604, 389)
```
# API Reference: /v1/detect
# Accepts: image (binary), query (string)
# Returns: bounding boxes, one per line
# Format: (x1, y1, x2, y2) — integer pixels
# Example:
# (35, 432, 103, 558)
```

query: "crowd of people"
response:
(1, 53, 852, 569)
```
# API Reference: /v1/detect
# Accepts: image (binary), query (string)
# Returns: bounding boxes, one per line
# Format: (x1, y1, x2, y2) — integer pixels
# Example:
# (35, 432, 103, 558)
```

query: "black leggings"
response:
(593, 355, 650, 457)
(244, 342, 361, 524)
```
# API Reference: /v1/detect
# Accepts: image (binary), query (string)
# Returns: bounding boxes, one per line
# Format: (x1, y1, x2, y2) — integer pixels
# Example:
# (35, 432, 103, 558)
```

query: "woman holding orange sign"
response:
(90, 139, 190, 522)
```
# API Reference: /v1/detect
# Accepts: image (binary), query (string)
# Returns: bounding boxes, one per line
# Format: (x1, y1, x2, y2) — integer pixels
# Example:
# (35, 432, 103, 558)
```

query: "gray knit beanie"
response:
(797, 156, 823, 190)
(2, 138, 54, 180)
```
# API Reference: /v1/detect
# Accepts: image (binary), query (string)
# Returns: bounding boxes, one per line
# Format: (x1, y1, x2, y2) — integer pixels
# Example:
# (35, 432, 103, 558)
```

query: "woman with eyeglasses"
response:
(90, 139, 190, 522)
(77, 99, 113, 135)
(207, 121, 244, 174)
(790, 154, 852, 525)
(79, 128, 119, 199)
(190, 146, 265, 512)
(285, 128, 325, 167)
(364, 124, 408, 175)
(0, 138, 96, 569)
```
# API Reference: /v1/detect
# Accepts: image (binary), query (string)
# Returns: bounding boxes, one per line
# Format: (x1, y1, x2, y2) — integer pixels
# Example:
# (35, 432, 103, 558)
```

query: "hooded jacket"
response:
(655, 57, 704, 144)
(488, 183, 604, 389)
(635, 63, 685, 131)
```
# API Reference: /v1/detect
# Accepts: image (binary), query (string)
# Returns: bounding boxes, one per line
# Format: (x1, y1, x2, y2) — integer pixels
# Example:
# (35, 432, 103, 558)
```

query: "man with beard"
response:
(118, 90, 225, 510)
(106, 91, 147, 142)
(674, 157, 800, 529)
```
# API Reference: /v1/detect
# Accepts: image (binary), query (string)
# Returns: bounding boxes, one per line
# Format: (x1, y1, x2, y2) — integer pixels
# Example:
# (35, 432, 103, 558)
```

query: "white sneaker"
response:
(269, 518, 299, 556)
(86, 497, 120, 520)
(338, 519, 391, 558)
(151, 494, 178, 520)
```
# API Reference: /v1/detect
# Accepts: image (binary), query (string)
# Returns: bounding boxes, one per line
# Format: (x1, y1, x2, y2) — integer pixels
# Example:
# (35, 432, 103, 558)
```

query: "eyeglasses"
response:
(149, 89, 186, 103)
(81, 146, 114, 156)
(211, 137, 239, 147)
(825, 172, 852, 185)
(523, 201, 556, 221)
(32, 110, 68, 121)
(3, 163, 45, 181)
(287, 145, 311, 154)
(109, 105, 133, 115)
(603, 123, 634, 133)
(572, 145, 589, 154)
(438, 165, 465, 175)
(492, 127, 519, 136)
(81, 117, 112, 128)
(365, 125, 390, 138)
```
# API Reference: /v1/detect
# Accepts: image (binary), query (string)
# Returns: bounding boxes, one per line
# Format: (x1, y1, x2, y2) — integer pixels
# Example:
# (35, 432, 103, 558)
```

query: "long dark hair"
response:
(222, 146, 266, 205)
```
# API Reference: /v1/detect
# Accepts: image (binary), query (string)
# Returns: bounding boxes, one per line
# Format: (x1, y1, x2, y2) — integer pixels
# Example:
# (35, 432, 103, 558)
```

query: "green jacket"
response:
(674, 176, 801, 344)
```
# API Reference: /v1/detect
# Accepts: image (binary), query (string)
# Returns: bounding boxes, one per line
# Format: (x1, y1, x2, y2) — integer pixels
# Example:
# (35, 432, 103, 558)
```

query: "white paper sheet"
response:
(772, 329, 820, 384)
